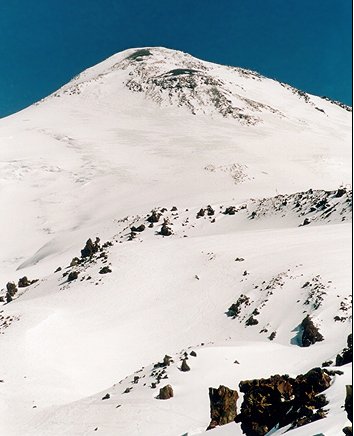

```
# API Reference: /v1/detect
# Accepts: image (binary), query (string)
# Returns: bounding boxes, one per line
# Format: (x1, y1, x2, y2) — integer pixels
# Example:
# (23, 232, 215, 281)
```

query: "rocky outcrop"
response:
(300, 315, 324, 347)
(6, 282, 17, 303)
(345, 385, 353, 422)
(207, 385, 239, 430)
(236, 367, 331, 435)
(158, 384, 173, 399)
(227, 294, 251, 318)
(99, 266, 112, 274)
(343, 385, 353, 435)
(180, 359, 190, 372)
(160, 220, 173, 236)
(147, 210, 161, 223)
(18, 276, 37, 288)
(81, 237, 100, 258)
(336, 334, 353, 366)
(224, 206, 236, 215)
(131, 224, 145, 232)
(67, 271, 79, 282)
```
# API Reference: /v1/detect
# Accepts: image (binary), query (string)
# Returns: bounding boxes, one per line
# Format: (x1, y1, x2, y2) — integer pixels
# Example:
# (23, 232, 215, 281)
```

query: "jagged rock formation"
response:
(300, 315, 324, 347)
(81, 238, 101, 258)
(207, 385, 239, 430)
(236, 367, 331, 435)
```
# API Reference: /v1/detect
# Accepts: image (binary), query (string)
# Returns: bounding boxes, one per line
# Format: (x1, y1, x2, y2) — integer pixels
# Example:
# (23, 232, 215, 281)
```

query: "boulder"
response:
(158, 384, 173, 399)
(6, 282, 17, 302)
(181, 359, 190, 372)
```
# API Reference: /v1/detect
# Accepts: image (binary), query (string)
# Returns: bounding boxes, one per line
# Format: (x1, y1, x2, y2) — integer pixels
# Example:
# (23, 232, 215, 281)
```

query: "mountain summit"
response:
(51, 46, 351, 123)
(0, 48, 352, 436)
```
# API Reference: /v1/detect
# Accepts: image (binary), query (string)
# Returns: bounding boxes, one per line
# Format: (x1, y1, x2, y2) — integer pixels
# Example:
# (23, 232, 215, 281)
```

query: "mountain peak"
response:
(46, 46, 352, 125)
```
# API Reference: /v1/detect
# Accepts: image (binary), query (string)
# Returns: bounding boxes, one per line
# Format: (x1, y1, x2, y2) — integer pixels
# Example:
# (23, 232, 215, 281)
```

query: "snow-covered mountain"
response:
(0, 47, 351, 436)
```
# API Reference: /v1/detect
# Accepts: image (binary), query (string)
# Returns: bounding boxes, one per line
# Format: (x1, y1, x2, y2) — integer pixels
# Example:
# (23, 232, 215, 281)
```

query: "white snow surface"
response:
(0, 47, 352, 435)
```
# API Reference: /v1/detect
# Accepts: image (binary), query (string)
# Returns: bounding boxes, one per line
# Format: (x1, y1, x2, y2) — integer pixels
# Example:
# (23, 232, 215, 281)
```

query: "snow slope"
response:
(0, 47, 351, 436)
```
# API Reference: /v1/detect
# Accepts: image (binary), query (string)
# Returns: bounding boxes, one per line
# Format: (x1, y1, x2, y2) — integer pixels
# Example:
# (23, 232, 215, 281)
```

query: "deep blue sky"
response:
(0, 0, 352, 117)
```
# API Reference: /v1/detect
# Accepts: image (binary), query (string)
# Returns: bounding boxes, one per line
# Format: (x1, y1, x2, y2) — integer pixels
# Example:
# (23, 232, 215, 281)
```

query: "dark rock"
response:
(196, 208, 206, 218)
(237, 367, 331, 435)
(228, 294, 250, 318)
(18, 276, 36, 288)
(81, 237, 100, 258)
(321, 360, 333, 367)
(101, 393, 110, 400)
(163, 355, 173, 366)
(206, 205, 215, 216)
(171, 206, 178, 211)
(6, 282, 17, 302)
(128, 231, 136, 241)
(268, 331, 276, 341)
(345, 385, 353, 422)
(235, 257, 245, 262)
(181, 359, 190, 372)
(54, 267, 62, 273)
(190, 351, 197, 357)
(99, 266, 112, 274)
(343, 426, 353, 436)
(158, 384, 173, 399)
(147, 210, 161, 223)
(335, 188, 347, 198)
(70, 257, 80, 267)
(302, 218, 311, 226)
(160, 224, 172, 236)
(300, 315, 324, 347)
(131, 224, 145, 232)
(207, 385, 239, 430)
(245, 316, 259, 326)
(123, 387, 132, 394)
(336, 334, 353, 366)
(67, 271, 79, 282)
(224, 206, 236, 215)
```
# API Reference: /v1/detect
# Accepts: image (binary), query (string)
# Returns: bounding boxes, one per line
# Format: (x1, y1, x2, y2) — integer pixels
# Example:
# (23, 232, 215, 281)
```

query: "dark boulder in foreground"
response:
(207, 385, 239, 430)
(236, 367, 331, 435)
